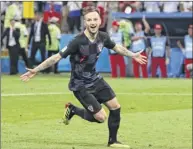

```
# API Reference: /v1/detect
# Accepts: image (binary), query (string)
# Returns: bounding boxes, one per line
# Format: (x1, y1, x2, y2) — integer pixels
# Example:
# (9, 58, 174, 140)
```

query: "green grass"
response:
(1, 75, 192, 149)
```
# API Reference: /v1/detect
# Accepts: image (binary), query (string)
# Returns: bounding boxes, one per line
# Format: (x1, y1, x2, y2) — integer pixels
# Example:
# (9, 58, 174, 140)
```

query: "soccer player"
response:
(20, 7, 147, 148)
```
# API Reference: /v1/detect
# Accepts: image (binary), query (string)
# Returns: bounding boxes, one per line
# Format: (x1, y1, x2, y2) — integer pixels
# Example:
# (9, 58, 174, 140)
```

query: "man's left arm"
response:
(112, 44, 147, 64)
(104, 33, 147, 64)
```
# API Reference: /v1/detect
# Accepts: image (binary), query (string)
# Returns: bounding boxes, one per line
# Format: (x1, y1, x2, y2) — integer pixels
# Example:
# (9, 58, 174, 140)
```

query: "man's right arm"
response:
(33, 53, 62, 73)
(34, 38, 78, 73)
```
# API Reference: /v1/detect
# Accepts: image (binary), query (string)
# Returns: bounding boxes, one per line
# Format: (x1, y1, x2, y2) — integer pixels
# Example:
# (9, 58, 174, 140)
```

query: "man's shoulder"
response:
(98, 31, 109, 37)
(70, 32, 84, 43)
(184, 35, 189, 38)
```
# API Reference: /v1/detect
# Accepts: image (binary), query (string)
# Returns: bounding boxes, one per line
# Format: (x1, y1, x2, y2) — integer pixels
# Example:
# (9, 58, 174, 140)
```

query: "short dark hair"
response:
(82, 6, 100, 17)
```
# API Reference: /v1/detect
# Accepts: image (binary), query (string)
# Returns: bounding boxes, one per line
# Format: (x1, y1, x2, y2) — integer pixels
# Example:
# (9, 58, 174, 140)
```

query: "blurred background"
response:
(1, 1, 193, 78)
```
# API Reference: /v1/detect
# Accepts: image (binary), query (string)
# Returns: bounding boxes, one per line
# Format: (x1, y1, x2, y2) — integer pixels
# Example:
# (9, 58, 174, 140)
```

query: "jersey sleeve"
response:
(59, 38, 78, 58)
(103, 33, 116, 49)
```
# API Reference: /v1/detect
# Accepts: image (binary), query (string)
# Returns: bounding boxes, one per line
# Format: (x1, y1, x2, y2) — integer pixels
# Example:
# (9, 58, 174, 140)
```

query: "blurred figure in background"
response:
(46, 17, 61, 74)
(67, 1, 82, 33)
(177, 24, 193, 78)
(180, 1, 193, 12)
(119, 20, 133, 49)
(148, 24, 170, 78)
(1, 18, 20, 75)
(131, 16, 150, 78)
(109, 21, 126, 78)
(160, 2, 180, 13)
(119, 20, 134, 77)
(144, 2, 161, 12)
(97, 2, 108, 32)
(14, 15, 30, 68)
(4, 2, 20, 29)
(28, 11, 51, 67)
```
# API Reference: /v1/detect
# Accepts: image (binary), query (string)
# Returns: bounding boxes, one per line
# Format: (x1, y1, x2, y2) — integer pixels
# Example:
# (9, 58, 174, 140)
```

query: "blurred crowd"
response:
(1, 2, 192, 33)
(1, 1, 192, 78)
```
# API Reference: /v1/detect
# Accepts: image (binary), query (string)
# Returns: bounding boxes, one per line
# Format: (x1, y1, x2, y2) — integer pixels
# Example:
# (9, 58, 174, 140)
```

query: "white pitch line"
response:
(1, 92, 192, 97)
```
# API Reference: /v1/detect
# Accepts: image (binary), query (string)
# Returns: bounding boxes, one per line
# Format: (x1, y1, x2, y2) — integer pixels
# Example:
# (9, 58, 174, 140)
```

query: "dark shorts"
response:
(73, 78, 116, 114)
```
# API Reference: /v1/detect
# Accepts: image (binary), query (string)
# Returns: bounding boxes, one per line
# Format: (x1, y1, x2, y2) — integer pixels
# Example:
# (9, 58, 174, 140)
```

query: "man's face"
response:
(10, 20, 15, 27)
(35, 13, 42, 21)
(112, 25, 119, 32)
(188, 27, 193, 36)
(135, 23, 142, 31)
(84, 11, 101, 35)
(154, 29, 162, 35)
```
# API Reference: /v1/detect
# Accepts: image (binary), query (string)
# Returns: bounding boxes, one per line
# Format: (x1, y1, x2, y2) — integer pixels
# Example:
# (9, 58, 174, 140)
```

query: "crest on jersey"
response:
(98, 43, 103, 52)
(88, 105, 94, 112)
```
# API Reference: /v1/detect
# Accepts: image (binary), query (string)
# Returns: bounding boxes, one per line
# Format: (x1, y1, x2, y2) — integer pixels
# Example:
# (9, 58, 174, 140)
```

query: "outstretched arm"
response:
(34, 53, 62, 72)
(142, 15, 150, 34)
(112, 44, 147, 64)
(20, 53, 62, 82)
(112, 44, 135, 57)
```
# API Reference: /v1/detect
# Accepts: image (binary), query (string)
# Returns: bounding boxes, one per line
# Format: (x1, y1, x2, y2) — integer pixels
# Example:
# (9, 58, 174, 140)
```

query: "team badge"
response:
(88, 105, 94, 112)
(98, 43, 103, 52)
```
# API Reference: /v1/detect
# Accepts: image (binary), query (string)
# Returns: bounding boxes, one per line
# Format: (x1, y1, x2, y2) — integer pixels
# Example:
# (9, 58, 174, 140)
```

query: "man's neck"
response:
(84, 29, 98, 42)
(155, 34, 161, 37)
(36, 18, 42, 22)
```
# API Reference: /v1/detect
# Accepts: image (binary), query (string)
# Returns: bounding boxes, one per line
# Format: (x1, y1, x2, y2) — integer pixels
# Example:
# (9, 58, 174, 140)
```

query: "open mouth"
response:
(90, 26, 97, 29)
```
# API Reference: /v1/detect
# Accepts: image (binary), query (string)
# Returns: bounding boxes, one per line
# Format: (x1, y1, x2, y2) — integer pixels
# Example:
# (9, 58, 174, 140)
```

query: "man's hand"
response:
(132, 50, 147, 64)
(20, 53, 62, 82)
(20, 68, 37, 82)
(142, 15, 146, 22)
(165, 57, 170, 65)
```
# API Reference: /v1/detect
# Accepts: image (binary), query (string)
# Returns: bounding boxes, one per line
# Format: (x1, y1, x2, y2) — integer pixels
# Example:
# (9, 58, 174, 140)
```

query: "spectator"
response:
(61, 2, 69, 33)
(131, 16, 150, 78)
(107, 2, 119, 12)
(14, 15, 30, 68)
(144, 2, 161, 12)
(148, 24, 170, 78)
(67, 2, 82, 33)
(82, 1, 96, 9)
(177, 24, 193, 78)
(161, 2, 180, 13)
(1, 18, 20, 75)
(97, 2, 108, 32)
(28, 11, 51, 67)
(46, 17, 61, 73)
(4, 2, 20, 28)
(119, 20, 133, 49)
(109, 21, 126, 78)
(43, 2, 62, 23)
(180, 1, 193, 12)
(119, 1, 142, 13)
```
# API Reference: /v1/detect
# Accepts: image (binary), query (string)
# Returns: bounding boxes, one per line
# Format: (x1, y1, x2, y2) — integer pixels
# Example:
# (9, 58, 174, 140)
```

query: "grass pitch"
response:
(1, 74, 192, 149)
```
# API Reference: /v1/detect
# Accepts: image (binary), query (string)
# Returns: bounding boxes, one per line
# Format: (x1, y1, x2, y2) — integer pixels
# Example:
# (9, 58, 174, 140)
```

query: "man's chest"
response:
(79, 42, 104, 56)
(76, 42, 104, 63)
